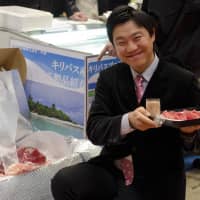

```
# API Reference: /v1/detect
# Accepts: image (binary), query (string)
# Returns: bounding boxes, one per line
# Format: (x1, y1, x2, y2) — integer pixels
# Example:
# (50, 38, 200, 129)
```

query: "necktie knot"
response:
(135, 75, 144, 103)
(135, 75, 144, 86)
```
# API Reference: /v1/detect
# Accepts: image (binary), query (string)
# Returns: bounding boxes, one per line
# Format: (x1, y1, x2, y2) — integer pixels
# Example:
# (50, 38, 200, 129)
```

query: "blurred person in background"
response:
(0, 0, 88, 21)
(51, 0, 88, 21)
(98, 0, 130, 15)
(141, 0, 200, 75)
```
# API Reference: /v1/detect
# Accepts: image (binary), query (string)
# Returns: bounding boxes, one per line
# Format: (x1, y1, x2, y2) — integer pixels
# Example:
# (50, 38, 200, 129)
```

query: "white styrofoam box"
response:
(0, 13, 4, 27)
(0, 154, 83, 200)
(0, 133, 101, 200)
(0, 6, 53, 32)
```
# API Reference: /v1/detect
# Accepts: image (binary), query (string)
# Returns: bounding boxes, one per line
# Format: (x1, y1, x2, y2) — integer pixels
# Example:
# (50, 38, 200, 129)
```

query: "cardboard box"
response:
(0, 48, 27, 83)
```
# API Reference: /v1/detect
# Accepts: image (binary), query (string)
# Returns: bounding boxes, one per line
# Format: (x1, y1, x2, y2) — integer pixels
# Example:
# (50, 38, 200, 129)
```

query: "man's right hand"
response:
(97, 42, 117, 61)
(128, 107, 158, 131)
(69, 12, 88, 21)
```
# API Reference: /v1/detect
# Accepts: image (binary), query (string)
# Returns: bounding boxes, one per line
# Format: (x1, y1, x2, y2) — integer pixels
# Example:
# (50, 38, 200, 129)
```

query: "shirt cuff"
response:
(121, 113, 134, 136)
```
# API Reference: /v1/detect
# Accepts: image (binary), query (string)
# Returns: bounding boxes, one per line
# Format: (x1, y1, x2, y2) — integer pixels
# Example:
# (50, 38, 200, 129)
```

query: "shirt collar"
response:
(130, 54, 159, 82)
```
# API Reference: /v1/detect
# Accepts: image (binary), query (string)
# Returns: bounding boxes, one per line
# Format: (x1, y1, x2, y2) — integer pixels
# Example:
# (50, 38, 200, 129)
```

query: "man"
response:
(97, 0, 130, 15)
(0, 0, 88, 21)
(51, 6, 200, 200)
(99, 0, 200, 75)
(51, 0, 88, 21)
(141, 0, 200, 75)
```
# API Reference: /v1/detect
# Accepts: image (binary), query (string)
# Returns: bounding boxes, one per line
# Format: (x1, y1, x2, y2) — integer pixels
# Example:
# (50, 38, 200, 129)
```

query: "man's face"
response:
(113, 20, 155, 73)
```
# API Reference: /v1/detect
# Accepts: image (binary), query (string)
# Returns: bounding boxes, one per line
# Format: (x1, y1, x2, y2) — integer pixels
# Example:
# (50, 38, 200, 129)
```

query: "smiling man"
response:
(111, 20, 155, 74)
(51, 6, 200, 200)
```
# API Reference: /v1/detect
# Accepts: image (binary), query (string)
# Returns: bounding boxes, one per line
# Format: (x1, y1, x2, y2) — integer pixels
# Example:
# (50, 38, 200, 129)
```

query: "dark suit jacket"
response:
(0, 0, 79, 17)
(97, 0, 130, 15)
(87, 59, 200, 177)
(142, 0, 200, 75)
(0, 0, 42, 8)
(52, 0, 79, 17)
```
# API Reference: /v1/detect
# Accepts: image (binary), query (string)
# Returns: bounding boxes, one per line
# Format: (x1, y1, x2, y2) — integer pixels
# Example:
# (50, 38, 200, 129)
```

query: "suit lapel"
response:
(141, 61, 169, 104)
(117, 64, 138, 110)
(116, 61, 170, 109)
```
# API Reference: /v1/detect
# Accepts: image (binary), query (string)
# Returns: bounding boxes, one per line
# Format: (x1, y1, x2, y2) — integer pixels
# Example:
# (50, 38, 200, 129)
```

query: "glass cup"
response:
(146, 98, 161, 118)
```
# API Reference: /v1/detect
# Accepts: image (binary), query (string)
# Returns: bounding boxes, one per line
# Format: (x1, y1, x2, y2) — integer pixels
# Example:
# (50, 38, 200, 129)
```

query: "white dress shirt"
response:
(121, 54, 159, 135)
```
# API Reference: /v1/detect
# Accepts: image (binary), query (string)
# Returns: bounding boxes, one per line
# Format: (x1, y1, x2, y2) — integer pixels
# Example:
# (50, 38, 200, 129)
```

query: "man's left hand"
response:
(180, 125, 200, 134)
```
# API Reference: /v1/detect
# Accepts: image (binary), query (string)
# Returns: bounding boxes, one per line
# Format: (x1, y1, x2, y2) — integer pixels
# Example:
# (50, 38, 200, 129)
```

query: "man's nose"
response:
(126, 41, 137, 52)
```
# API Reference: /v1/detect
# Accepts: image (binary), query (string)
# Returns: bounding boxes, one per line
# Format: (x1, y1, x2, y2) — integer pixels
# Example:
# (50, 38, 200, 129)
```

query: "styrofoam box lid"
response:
(0, 6, 53, 32)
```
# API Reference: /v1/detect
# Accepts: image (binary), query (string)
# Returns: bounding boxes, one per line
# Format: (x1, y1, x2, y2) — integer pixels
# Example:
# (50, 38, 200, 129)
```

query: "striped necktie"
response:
(135, 75, 145, 103)
(118, 76, 145, 185)
(119, 156, 134, 186)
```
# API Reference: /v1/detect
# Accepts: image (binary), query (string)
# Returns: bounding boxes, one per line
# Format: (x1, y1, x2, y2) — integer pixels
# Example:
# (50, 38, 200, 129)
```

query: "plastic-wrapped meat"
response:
(5, 163, 41, 176)
(161, 109, 200, 120)
(17, 147, 46, 165)
(0, 147, 47, 176)
(162, 111, 187, 120)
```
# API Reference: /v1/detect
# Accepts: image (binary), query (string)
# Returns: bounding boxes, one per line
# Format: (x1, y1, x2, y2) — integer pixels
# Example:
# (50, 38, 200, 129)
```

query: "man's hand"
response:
(97, 42, 117, 61)
(128, 107, 158, 131)
(69, 12, 88, 21)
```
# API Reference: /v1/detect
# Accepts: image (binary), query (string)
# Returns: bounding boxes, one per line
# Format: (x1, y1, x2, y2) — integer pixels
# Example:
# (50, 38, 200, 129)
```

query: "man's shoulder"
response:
(159, 58, 194, 77)
(101, 62, 129, 75)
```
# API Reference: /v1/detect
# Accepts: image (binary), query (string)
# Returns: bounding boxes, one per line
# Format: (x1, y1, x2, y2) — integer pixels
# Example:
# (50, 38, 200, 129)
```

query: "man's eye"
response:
(117, 42, 126, 46)
(135, 36, 142, 41)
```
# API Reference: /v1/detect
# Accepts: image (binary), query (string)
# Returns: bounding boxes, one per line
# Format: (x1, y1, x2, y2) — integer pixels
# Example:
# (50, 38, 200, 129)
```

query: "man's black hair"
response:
(106, 5, 157, 44)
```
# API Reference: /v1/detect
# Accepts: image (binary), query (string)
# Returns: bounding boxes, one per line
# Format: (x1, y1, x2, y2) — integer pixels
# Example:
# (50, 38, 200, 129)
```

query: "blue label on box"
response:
(22, 48, 84, 89)
(19, 47, 85, 125)
(88, 58, 119, 90)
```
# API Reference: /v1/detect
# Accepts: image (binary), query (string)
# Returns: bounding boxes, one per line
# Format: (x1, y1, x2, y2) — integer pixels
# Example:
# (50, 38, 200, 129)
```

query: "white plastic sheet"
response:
(0, 71, 19, 171)
(0, 70, 101, 200)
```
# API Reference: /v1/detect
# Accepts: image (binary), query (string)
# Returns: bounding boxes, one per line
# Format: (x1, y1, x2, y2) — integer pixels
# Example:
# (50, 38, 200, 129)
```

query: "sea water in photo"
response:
(31, 114, 84, 139)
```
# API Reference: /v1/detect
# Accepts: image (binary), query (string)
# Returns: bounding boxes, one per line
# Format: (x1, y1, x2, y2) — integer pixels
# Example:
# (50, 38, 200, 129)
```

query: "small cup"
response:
(146, 98, 160, 118)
